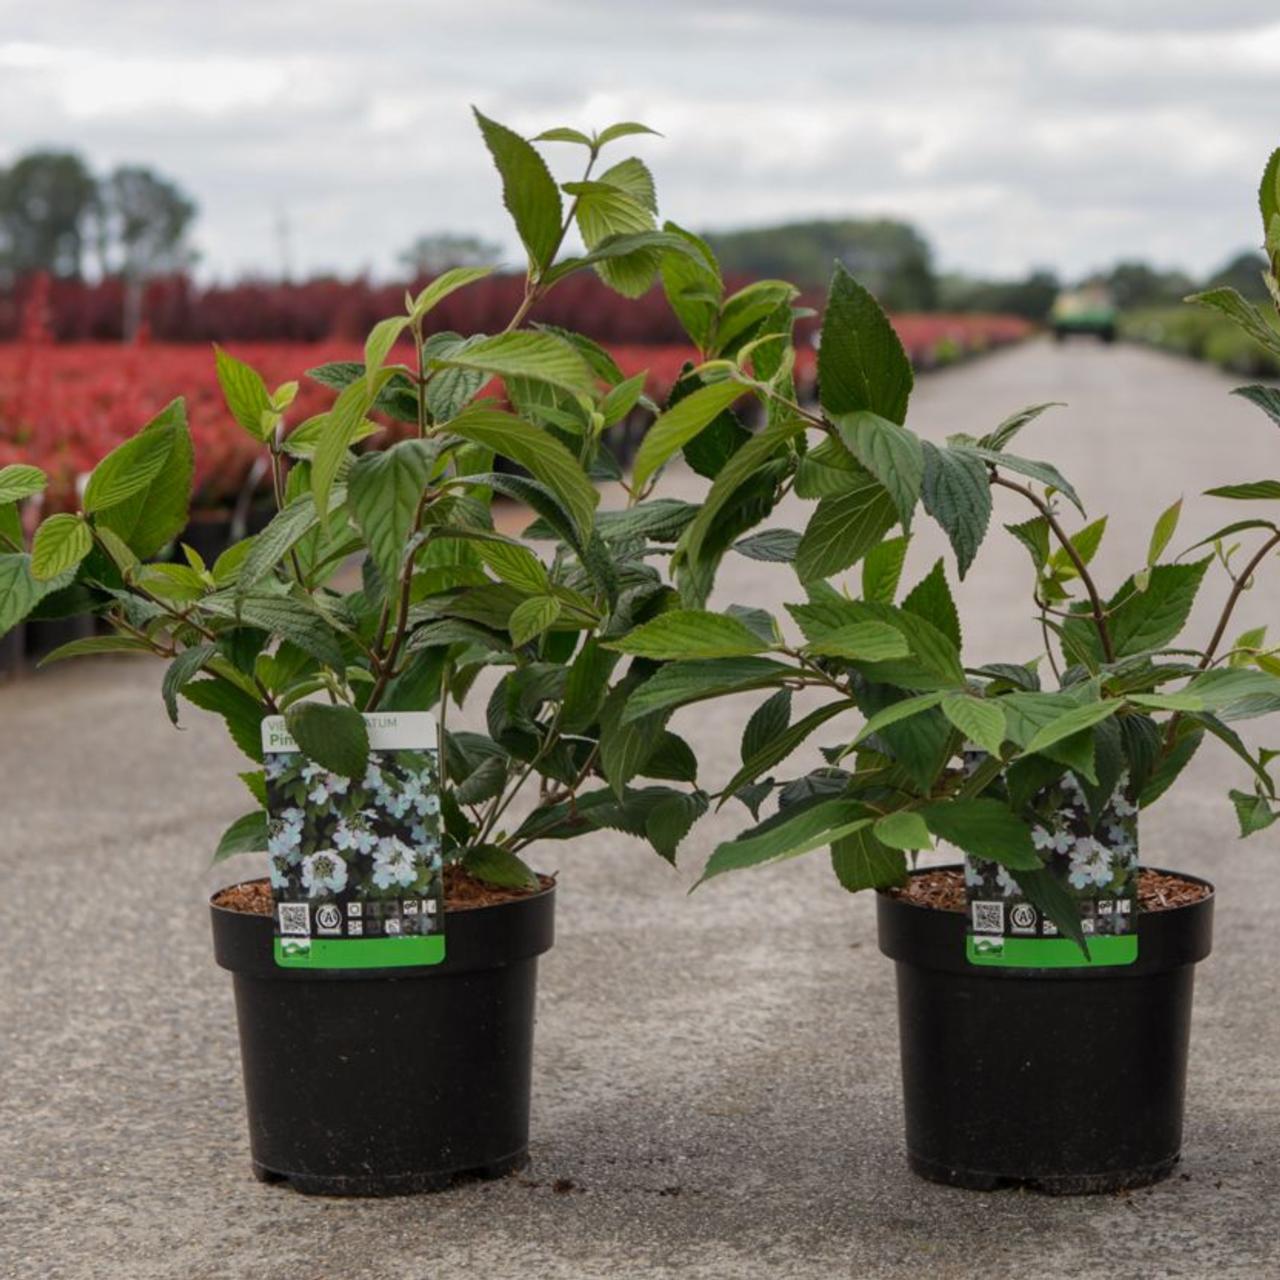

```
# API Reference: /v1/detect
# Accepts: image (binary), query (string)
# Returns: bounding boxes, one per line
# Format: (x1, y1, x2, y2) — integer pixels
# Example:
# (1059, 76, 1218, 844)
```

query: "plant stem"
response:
(1196, 530, 1280, 670)
(364, 492, 431, 711)
(992, 473, 1116, 664)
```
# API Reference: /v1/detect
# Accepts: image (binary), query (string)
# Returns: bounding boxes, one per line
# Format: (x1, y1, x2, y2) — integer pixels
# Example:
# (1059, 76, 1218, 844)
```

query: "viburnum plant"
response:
(0, 110, 767, 886)
(602, 149, 1280, 943)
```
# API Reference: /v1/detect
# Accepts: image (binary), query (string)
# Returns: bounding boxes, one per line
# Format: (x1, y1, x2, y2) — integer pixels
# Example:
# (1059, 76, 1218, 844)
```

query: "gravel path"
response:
(3, 338, 1278, 1279)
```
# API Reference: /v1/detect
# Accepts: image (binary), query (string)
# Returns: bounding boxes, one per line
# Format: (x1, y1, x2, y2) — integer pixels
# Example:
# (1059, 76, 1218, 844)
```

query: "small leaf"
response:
(862, 536, 909, 604)
(464, 843, 540, 890)
(31, 514, 91, 581)
(213, 811, 268, 863)
(0, 464, 47, 505)
(1147, 498, 1182, 565)
(409, 265, 494, 320)
(284, 702, 370, 779)
(509, 595, 562, 646)
(941, 693, 1007, 757)
(162, 643, 218, 725)
(606, 609, 768, 660)
(1204, 481, 1280, 501)
(596, 121, 661, 146)
(732, 528, 802, 563)
(214, 346, 274, 442)
(1230, 789, 1278, 838)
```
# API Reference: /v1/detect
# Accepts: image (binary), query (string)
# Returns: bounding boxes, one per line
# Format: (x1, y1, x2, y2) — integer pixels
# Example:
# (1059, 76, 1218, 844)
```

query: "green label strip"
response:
(274, 935, 446, 970)
(966, 934, 1138, 969)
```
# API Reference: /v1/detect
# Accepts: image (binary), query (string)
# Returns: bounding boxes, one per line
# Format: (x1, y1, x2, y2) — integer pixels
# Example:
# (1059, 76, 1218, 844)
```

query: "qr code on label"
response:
(278, 903, 310, 936)
(971, 901, 1004, 934)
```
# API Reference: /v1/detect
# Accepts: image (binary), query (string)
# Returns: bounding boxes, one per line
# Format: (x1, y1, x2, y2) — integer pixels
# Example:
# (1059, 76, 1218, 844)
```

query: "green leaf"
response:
(862, 536, 909, 604)
(850, 690, 947, 747)
(463, 843, 540, 890)
(1093, 559, 1209, 661)
(921, 442, 991, 578)
(716, 279, 799, 352)
(569, 159, 661, 297)
(409, 265, 493, 320)
(162, 642, 218, 725)
(596, 121, 661, 146)
(632, 380, 745, 494)
(643, 790, 707, 863)
(562, 638, 620, 733)
(474, 540, 549, 595)
(941, 693, 1006, 756)
(0, 553, 70, 636)
(473, 107, 563, 272)
(509, 595, 561, 646)
(446, 408, 598, 542)
(699, 798, 873, 885)
(284, 702, 370, 779)
(1230, 788, 1277, 838)
(1006, 516, 1050, 573)
(236, 492, 323, 596)
(36, 634, 151, 667)
(873, 811, 933, 852)
(0, 464, 46, 505)
(363, 315, 410, 386)
(1011, 866, 1088, 953)
(742, 688, 791, 763)
(202, 593, 345, 671)
(1232, 384, 1280, 430)
(834, 411, 923, 531)
(429, 330, 595, 394)
(347, 439, 438, 588)
(181, 678, 266, 763)
(979, 402, 1063, 452)
(919, 799, 1040, 869)
(732, 529, 802, 563)
(804, 621, 909, 662)
(794, 474, 898, 582)
(93, 399, 194, 558)
(532, 125, 593, 146)
(1022, 699, 1120, 757)
(818, 262, 912, 424)
(214, 345, 273, 441)
(599, 675, 672, 796)
(31, 514, 91, 581)
(1204, 481, 1280, 501)
(901, 559, 960, 652)
(831, 826, 907, 891)
(621, 656, 792, 723)
(721, 699, 854, 800)
(213, 811, 268, 863)
(1188, 287, 1280, 360)
(660, 221, 723, 352)
(961, 444, 1085, 517)
(1147, 498, 1182, 565)
(311, 374, 388, 529)
(606, 609, 768, 660)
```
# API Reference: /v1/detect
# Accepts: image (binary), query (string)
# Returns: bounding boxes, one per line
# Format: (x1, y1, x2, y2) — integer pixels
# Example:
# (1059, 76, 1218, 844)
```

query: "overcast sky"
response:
(2, 1, 1277, 283)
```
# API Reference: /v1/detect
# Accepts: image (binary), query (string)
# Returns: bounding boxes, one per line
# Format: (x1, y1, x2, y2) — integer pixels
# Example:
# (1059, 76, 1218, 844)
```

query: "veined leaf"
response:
(606, 609, 769, 660)
(941, 693, 1007, 757)
(213, 811, 268, 863)
(509, 595, 562, 646)
(36, 634, 151, 667)
(632, 380, 745, 493)
(284, 701, 370, 779)
(921, 441, 991, 578)
(794, 473, 898, 582)
(873, 810, 933, 852)
(720, 699, 854, 801)
(347, 439, 439, 589)
(834, 410, 923, 531)
(961, 444, 1085, 516)
(621, 656, 792, 723)
(409, 266, 494, 320)
(1233, 384, 1280, 430)
(0, 464, 45, 505)
(1187, 287, 1280, 360)
(979, 402, 1063, 452)
(31, 514, 91, 581)
(1147, 498, 1182, 565)
(831, 825, 907, 891)
(920, 799, 1039, 869)
(862, 536, 909, 604)
(429, 329, 596, 394)
(1021, 699, 1120, 756)
(473, 107, 563, 272)
(850, 690, 946, 747)
(804, 621, 909, 662)
(214, 346, 273, 442)
(1204, 480, 1280, 501)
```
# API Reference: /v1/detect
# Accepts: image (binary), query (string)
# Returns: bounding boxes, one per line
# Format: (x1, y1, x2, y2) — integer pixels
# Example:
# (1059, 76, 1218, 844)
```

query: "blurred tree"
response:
(97, 165, 198, 336)
(1203, 250, 1270, 302)
(937, 269, 1060, 321)
(0, 151, 99, 281)
(1096, 260, 1194, 310)
(703, 218, 937, 310)
(398, 232, 502, 276)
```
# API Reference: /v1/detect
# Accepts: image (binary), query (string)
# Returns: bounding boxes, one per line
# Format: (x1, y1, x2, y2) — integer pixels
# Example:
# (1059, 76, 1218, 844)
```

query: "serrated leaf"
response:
(873, 811, 933, 852)
(794, 474, 898, 582)
(0, 464, 45, 505)
(804, 621, 909, 662)
(429, 329, 595, 394)
(732, 528, 802, 563)
(463, 843, 540, 890)
(831, 826, 907, 891)
(742, 688, 792, 763)
(202, 592, 344, 671)
(1204, 481, 1280, 501)
(473, 108, 562, 272)
(31, 514, 91, 581)
(941, 694, 1006, 756)
(862, 536, 909, 604)
(721, 699, 853, 800)
(36, 634, 151, 667)
(1230, 788, 1277, 837)
(284, 702, 369, 778)
(850, 691, 946, 747)
(632, 380, 744, 494)
(1022, 699, 1120, 757)
(818, 262, 912, 424)
(508, 595, 561, 646)
(921, 442, 991, 578)
(597, 121, 661, 146)
(162, 643, 218, 725)
(834, 410, 923, 531)
(621, 656, 792, 723)
(1188, 286, 1280, 360)
(920, 799, 1039, 869)
(645, 790, 708, 863)
(606, 609, 768, 660)
(1232, 384, 1280, 430)
(979, 402, 1063, 452)
(901, 559, 960, 652)
(347, 439, 439, 589)
(213, 811, 268, 863)
(214, 345, 273, 442)
(409, 265, 493, 320)
(181, 678, 266, 763)
(699, 798, 873, 885)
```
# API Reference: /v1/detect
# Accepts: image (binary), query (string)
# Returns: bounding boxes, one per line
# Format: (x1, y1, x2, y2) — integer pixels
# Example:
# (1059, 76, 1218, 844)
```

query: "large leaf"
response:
(93, 399, 194, 558)
(473, 108, 563, 272)
(568, 159, 660, 297)
(464, 844, 540, 890)
(699, 798, 873, 885)
(1066, 559, 1210, 663)
(921, 441, 991, 578)
(236, 492, 326, 597)
(817, 262, 912, 424)
(621, 656, 792, 723)
(83, 427, 175, 514)
(606, 609, 768, 660)
(599, 675, 671, 796)
(834, 411, 923, 531)
(632, 380, 745, 493)
(660, 221, 722, 351)
(347, 439, 438, 589)
(284, 702, 370, 779)
(561, 637, 620, 733)
(862, 536, 909, 604)
(446, 408, 598, 542)
(181, 678, 267, 762)
(919, 799, 1040, 869)
(794, 474, 898, 582)
(941, 693, 1006, 756)
(804, 621, 909, 663)
(831, 826, 907, 891)
(1021, 699, 1119, 757)
(311, 373, 390, 527)
(202, 593, 345, 670)
(429, 330, 595, 394)
(0, 553, 73, 636)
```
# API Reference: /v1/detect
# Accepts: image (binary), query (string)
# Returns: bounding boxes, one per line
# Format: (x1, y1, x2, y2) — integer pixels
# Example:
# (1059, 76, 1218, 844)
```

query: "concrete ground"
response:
(3, 338, 1279, 1279)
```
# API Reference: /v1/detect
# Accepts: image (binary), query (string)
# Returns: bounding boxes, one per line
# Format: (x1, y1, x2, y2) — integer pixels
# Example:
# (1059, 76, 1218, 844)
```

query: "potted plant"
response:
(0, 111, 719, 1195)
(606, 147, 1280, 1193)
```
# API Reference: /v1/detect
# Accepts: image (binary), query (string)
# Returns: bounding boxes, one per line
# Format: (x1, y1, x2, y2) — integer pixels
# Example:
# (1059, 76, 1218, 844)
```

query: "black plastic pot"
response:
(0, 625, 23, 680)
(211, 880, 555, 1196)
(877, 865, 1214, 1194)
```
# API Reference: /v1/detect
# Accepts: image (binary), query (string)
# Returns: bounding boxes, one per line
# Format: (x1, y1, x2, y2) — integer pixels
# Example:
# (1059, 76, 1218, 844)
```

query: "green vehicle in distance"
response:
(1051, 285, 1117, 342)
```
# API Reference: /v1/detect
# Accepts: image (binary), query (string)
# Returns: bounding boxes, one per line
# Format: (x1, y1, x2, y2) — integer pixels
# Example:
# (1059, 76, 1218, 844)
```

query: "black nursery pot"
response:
(211, 881, 555, 1196)
(876, 865, 1214, 1195)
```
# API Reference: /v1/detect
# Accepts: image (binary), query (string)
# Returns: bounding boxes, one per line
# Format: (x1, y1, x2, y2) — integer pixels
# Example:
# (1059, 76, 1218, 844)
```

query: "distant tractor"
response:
(1050, 287, 1117, 343)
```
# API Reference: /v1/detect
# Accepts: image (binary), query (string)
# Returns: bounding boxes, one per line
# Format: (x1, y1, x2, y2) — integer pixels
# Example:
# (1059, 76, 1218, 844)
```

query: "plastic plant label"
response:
(262, 712, 445, 970)
(965, 767, 1139, 968)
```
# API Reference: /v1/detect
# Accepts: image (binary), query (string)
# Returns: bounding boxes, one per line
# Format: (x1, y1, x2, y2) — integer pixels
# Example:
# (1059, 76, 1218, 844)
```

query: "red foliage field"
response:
(0, 303, 1030, 514)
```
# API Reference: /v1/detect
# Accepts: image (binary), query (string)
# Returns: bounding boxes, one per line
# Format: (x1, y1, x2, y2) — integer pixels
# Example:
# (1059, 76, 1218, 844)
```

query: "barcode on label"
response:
(278, 903, 310, 936)
(971, 901, 1004, 935)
